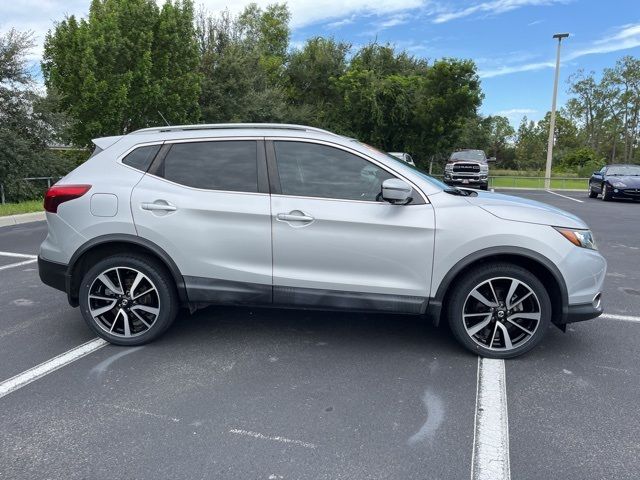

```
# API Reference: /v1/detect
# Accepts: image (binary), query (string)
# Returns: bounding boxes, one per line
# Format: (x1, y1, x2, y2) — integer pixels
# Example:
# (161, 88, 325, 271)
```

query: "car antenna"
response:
(158, 111, 170, 126)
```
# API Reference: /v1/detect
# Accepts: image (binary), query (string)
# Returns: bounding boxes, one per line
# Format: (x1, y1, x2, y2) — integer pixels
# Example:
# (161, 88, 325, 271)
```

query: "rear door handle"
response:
(141, 202, 177, 212)
(276, 211, 314, 223)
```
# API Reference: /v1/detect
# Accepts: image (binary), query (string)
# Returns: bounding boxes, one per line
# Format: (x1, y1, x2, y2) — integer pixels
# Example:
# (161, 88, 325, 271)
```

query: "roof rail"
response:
(129, 123, 340, 137)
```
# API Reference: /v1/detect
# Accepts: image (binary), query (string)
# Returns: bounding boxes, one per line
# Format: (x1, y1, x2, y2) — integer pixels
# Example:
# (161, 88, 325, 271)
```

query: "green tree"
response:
(514, 117, 546, 171)
(286, 37, 350, 126)
(197, 4, 290, 123)
(0, 30, 69, 201)
(43, 0, 201, 146)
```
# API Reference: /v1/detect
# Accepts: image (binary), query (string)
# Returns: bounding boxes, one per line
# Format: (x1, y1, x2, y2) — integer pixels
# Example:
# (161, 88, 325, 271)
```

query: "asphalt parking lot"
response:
(0, 190, 639, 480)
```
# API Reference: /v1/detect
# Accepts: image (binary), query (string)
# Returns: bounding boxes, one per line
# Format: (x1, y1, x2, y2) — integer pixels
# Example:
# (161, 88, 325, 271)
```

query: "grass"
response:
(489, 177, 588, 190)
(0, 199, 44, 217)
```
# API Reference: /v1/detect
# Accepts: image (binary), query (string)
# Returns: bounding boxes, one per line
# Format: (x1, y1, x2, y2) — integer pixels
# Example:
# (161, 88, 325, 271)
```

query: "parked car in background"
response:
(444, 149, 495, 190)
(38, 123, 606, 358)
(588, 164, 640, 201)
(388, 152, 416, 166)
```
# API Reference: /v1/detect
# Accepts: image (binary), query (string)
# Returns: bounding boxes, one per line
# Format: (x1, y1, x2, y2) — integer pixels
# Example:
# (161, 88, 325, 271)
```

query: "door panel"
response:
(271, 195, 435, 303)
(132, 176, 272, 287)
(130, 139, 272, 304)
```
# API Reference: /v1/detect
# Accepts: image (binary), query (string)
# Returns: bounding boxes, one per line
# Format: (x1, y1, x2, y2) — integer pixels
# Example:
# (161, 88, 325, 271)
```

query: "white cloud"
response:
(479, 22, 640, 78)
(1, 0, 427, 64)
(431, 0, 566, 24)
(495, 108, 537, 117)
(197, 0, 425, 28)
(566, 23, 640, 59)
(375, 13, 411, 29)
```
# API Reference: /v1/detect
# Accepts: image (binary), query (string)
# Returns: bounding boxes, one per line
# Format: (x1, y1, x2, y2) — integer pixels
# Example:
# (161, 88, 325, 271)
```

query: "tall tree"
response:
(0, 30, 66, 201)
(42, 0, 201, 146)
(197, 3, 290, 123)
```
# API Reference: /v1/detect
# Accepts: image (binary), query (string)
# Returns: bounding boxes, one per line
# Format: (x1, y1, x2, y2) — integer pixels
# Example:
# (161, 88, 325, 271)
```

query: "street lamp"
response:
(544, 33, 569, 190)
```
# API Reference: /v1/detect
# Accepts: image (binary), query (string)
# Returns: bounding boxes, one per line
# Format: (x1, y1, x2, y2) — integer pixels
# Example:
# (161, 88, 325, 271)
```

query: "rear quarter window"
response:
(122, 145, 162, 172)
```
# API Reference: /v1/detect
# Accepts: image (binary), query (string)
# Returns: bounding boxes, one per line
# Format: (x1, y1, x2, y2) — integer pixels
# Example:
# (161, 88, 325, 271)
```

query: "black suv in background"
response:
(443, 150, 494, 190)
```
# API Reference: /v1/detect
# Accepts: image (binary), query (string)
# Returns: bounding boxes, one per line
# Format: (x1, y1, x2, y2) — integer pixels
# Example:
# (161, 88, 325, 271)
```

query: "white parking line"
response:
(0, 338, 107, 399)
(601, 313, 640, 323)
(0, 259, 37, 271)
(0, 251, 37, 259)
(471, 357, 510, 480)
(228, 428, 317, 449)
(545, 190, 584, 203)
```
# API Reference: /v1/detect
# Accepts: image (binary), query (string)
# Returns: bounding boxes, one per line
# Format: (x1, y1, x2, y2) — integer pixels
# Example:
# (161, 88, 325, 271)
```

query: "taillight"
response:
(44, 185, 92, 213)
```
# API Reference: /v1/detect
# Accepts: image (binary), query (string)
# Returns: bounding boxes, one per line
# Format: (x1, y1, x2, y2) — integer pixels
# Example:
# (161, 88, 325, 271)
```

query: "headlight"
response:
(554, 227, 597, 250)
(445, 164, 453, 172)
(611, 181, 627, 188)
(480, 164, 489, 172)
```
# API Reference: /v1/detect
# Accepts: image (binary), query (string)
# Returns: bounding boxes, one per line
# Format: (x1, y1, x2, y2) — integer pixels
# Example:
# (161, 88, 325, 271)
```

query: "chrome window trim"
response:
(266, 136, 429, 205)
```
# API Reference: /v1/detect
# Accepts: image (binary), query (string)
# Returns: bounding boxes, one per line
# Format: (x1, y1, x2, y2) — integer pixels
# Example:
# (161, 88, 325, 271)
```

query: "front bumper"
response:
(611, 187, 640, 199)
(38, 256, 68, 294)
(443, 174, 488, 187)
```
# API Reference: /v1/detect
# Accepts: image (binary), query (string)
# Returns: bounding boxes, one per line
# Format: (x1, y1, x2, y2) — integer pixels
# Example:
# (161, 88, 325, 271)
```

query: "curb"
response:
(0, 211, 46, 228)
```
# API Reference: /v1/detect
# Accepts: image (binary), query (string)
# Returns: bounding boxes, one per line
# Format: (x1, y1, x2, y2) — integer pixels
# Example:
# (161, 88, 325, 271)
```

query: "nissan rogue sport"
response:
(38, 124, 606, 358)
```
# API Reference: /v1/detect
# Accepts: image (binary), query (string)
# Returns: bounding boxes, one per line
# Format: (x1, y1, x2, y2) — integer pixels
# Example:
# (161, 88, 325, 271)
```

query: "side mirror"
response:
(381, 178, 412, 204)
(593, 171, 600, 176)
(487, 157, 497, 162)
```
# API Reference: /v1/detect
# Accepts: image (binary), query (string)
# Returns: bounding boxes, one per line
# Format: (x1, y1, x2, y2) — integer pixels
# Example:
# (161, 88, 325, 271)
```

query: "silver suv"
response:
(38, 124, 606, 358)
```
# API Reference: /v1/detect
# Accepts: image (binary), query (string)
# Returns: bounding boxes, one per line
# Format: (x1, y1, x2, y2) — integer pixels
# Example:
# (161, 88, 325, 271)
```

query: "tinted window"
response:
(123, 145, 161, 171)
(450, 150, 487, 162)
(274, 141, 394, 201)
(162, 141, 258, 192)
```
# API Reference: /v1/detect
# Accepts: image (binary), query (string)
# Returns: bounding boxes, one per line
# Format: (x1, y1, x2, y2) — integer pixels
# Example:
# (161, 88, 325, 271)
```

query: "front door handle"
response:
(276, 211, 314, 223)
(141, 201, 177, 212)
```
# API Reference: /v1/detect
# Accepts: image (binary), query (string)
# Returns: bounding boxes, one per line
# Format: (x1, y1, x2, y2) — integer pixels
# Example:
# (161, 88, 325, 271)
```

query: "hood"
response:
(607, 176, 640, 188)
(463, 190, 587, 229)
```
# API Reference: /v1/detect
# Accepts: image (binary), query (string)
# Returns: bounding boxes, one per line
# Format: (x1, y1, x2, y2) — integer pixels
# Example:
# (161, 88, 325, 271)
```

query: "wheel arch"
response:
(66, 234, 187, 307)
(427, 246, 568, 328)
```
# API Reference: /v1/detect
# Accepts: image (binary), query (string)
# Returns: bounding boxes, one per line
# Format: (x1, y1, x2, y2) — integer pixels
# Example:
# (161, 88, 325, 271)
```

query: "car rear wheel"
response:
(588, 185, 598, 198)
(78, 255, 178, 346)
(447, 263, 551, 358)
(602, 184, 612, 201)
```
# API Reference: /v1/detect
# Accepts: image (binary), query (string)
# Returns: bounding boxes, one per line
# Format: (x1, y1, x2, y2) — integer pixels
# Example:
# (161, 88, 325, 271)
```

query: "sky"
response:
(2, 0, 639, 126)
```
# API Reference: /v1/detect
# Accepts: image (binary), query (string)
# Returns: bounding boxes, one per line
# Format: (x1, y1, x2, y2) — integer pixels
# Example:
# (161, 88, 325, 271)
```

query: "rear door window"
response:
(160, 141, 258, 193)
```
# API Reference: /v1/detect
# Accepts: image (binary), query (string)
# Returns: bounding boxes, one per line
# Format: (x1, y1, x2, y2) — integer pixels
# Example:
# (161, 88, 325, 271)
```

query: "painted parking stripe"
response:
(471, 357, 510, 480)
(545, 190, 584, 203)
(0, 338, 107, 399)
(0, 251, 37, 259)
(0, 259, 37, 271)
(601, 313, 640, 323)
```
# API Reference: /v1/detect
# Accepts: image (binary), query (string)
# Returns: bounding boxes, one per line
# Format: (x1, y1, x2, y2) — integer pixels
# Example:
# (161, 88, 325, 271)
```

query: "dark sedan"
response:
(588, 164, 640, 201)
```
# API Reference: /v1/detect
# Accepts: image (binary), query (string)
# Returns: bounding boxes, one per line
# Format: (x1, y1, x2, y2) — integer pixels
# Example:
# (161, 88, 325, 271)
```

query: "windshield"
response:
(607, 165, 640, 176)
(450, 150, 487, 162)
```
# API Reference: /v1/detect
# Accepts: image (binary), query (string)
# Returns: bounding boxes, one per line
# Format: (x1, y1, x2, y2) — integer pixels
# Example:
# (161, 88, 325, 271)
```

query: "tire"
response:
(447, 263, 551, 359)
(480, 185, 489, 191)
(588, 185, 598, 198)
(602, 183, 612, 201)
(78, 254, 178, 346)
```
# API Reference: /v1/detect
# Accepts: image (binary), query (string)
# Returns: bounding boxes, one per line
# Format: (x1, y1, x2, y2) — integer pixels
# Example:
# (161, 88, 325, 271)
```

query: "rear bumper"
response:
(563, 300, 603, 324)
(38, 256, 68, 294)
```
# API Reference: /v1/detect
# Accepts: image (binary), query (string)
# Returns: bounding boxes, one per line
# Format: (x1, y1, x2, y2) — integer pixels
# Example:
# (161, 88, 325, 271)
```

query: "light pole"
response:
(544, 33, 569, 190)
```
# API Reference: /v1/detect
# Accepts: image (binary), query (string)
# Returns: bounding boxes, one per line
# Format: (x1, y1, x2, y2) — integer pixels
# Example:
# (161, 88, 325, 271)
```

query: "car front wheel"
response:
(78, 254, 178, 346)
(447, 263, 551, 358)
(602, 184, 612, 201)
